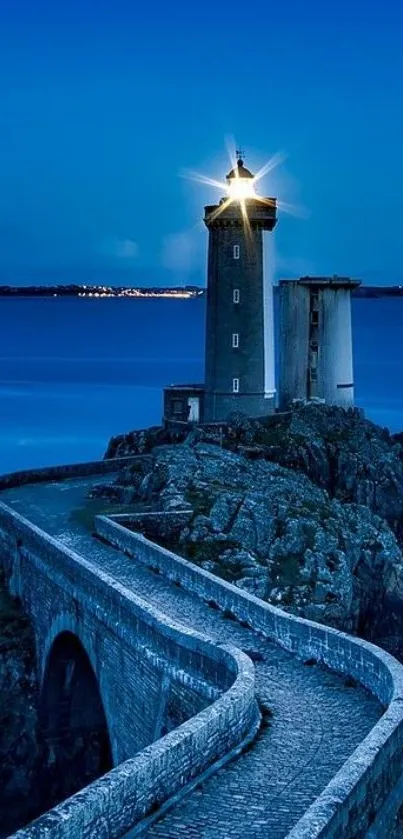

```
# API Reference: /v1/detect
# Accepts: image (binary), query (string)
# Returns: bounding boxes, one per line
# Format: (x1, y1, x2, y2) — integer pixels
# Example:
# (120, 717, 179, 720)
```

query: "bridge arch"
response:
(40, 611, 118, 760)
(39, 630, 113, 810)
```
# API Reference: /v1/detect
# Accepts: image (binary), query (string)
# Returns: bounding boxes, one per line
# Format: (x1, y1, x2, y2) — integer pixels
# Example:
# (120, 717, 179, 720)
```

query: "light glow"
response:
(182, 146, 282, 225)
(181, 143, 306, 231)
(227, 176, 256, 200)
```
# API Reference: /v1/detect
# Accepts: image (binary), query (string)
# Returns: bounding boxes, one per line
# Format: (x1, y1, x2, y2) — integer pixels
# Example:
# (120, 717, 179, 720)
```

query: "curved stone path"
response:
(1, 477, 383, 839)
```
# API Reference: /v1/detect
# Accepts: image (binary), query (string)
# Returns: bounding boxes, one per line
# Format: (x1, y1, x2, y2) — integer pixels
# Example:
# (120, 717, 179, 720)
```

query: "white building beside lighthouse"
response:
(278, 276, 360, 410)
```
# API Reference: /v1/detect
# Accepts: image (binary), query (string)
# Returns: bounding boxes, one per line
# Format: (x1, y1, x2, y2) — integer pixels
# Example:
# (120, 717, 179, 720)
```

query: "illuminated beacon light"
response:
(183, 146, 303, 231)
(227, 176, 256, 200)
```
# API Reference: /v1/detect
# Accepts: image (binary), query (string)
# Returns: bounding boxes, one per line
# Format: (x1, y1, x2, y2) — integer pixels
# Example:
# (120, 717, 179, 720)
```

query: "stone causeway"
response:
(1, 458, 403, 838)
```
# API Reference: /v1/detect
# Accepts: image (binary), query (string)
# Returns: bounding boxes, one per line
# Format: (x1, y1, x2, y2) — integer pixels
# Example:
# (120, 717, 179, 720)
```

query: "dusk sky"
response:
(0, 0, 402, 286)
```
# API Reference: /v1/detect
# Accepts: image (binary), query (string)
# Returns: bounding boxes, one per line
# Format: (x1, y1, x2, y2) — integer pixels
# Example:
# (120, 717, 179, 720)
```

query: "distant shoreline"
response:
(0, 284, 402, 299)
(0, 285, 204, 299)
(352, 286, 403, 298)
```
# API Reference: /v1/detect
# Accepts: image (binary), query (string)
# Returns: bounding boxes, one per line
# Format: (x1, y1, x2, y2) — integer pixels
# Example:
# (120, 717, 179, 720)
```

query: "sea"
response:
(0, 296, 402, 474)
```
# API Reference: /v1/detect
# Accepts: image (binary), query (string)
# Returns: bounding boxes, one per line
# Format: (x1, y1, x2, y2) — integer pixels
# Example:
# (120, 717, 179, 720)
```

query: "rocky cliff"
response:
(101, 405, 403, 658)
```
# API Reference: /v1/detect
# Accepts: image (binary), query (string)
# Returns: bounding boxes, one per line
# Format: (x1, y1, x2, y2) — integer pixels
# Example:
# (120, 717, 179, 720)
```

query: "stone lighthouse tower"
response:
(203, 156, 277, 422)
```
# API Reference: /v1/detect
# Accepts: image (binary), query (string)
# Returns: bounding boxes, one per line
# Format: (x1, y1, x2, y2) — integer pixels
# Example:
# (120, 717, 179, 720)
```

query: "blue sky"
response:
(0, 0, 402, 286)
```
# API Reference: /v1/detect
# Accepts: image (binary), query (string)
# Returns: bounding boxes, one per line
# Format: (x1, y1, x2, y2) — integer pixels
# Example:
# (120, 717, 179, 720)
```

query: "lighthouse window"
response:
(310, 343, 318, 368)
(233, 245, 240, 259)
(233, 288, 240, 304)
(232, 378, 239, 393)
(232, 333, 239, 348)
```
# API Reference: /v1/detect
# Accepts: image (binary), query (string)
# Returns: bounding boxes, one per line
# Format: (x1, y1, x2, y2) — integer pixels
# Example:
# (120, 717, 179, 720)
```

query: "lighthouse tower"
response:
(203, 156, 277, 422)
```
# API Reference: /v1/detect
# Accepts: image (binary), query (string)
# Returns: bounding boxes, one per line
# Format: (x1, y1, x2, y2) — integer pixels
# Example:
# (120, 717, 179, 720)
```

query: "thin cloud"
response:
(101, 237, 139, 260)
(161, 230, 204, 277)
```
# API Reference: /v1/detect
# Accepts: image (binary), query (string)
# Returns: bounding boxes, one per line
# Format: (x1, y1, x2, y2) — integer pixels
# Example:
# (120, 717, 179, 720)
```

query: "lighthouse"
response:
(163, 149, 362, 427)
(203, 155, 277, 422)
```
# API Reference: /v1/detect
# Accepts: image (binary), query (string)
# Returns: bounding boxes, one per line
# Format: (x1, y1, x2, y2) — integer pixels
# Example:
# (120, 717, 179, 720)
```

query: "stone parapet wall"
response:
(0, 502, 256, 839)
(112, 510, 193, 543)
(0, 455, 141, 491)
(96, 512, 403, 839)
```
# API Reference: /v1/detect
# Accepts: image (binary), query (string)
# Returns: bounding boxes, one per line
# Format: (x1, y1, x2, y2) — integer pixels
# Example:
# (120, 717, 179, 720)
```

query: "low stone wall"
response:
(112, 510, 193, 544)
(0, 502, 256, 839)
(96, 513, 403, 839)
(0, 455, 141, 491)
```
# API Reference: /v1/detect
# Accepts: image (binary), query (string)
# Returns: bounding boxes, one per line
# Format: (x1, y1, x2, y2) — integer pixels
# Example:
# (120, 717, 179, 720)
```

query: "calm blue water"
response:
(0, 297, 402, 473)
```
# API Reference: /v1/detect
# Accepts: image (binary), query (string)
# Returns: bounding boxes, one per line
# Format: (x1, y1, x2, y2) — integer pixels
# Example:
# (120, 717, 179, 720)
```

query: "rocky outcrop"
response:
(105, 406, 403, 549)
(99, 406, 403, 656)
(94, 439, 403, 653)
(222, 406, 403, 545)
(104, 426, 188, 460)
(0, 572, 42, 836)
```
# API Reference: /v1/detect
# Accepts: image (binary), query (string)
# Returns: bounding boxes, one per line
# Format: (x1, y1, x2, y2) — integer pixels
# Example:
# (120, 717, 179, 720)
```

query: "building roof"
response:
(164, 384, 205, 392)
(226, 158, 255, 180)
(279, 276, 361, 289)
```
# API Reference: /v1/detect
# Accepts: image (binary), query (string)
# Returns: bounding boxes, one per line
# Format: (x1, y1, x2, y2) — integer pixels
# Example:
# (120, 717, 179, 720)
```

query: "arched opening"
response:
(38, 631, 112, 811)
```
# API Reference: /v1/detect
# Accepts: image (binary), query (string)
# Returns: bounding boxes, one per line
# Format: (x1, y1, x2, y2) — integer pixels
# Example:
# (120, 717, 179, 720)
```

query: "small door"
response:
(187, 397, 200, 422)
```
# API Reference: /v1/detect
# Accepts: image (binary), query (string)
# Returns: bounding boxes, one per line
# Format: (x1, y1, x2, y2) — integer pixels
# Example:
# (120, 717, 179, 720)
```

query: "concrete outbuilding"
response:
(163, 384, 204, 424)
(278, 276, 360, 410)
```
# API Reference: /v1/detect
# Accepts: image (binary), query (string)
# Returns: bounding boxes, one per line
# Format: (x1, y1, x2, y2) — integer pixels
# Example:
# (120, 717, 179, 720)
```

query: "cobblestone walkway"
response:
(1, 477, 383, 839)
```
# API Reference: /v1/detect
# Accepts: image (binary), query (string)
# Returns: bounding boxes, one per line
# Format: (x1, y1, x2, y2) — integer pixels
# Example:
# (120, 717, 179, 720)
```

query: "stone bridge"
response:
(1, 458, 403, 839)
